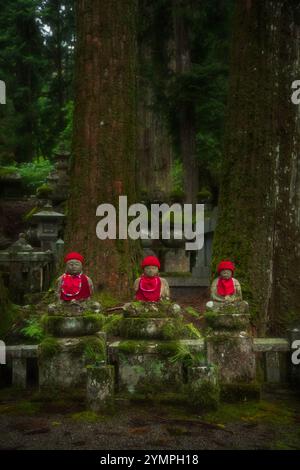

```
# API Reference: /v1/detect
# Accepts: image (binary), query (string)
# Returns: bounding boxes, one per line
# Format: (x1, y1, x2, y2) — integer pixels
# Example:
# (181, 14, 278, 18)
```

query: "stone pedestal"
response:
(86, 365, 115, 411)
(108, 301, 206, 397)
(186, 365, 219, 410)
(205, 303, 257, 387)
(38, 304, 106, 390)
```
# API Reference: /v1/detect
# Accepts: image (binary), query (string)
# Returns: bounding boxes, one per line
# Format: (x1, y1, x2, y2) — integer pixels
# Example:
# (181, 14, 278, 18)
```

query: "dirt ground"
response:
(0, 387, 299, 450)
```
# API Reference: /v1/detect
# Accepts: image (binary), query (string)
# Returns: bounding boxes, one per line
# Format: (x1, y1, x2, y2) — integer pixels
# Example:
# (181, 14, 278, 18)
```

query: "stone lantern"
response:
(32, 202, 65, 252)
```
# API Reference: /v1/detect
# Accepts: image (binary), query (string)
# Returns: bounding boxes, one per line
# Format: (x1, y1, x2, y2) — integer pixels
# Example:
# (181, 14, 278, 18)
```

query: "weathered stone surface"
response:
(108, 339, 205, 363)
(86, 365, 114, 412)
(6, 345, 38, 358)
(47, 300, 102, 316)
(115, 352, 182, 394)
(206, 331, 256, 383)
(43, 314, 103, 337)
(253, 338, 289, 352)
(265, 351, 282, 383)
(119, 317, 183, 340)
(38, 335, 106, 390)
(205, 312, 251, 331)
(12, 357, 27, 389)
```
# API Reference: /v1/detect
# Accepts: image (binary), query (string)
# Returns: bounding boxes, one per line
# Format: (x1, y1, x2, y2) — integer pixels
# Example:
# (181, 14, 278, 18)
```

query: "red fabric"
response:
(135, 275, 161, 302)
(60, 273, 91, 301)
(64, 252, 84, 264)
(217, 277, 235, 296)
(141, 256, 160, 269)
(217, 260, 235, 274)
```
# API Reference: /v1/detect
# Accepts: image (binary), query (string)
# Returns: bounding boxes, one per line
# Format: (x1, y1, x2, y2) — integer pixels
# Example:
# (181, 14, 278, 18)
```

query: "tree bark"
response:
(172, 0, 198, 205)
(64, 0, 141, 298)
(212, 0, 300, 334)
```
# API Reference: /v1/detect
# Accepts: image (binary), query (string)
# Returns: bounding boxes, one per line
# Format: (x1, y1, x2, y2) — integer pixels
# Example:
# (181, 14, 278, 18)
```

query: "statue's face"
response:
(220, 269, 232, 279)
(66, 259, 82, 275)
(144, 265, 159, 277)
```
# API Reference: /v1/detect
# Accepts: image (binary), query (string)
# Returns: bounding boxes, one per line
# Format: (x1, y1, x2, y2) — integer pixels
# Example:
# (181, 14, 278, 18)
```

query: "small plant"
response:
(170, 343, 206, 367)
(20, 317, 45, 342)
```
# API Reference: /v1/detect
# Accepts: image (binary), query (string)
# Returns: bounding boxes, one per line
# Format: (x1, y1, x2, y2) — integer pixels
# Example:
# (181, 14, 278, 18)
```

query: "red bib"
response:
(60, 273, 91, 301)
(217, 277, 235, 297)
(135, 275, 161, 302)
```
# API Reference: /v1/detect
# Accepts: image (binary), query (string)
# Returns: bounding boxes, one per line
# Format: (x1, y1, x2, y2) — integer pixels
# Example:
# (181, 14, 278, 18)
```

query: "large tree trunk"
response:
(64, 0, 140, 298)
(172, 0, 198, 205)
(212, 0, 300, 335)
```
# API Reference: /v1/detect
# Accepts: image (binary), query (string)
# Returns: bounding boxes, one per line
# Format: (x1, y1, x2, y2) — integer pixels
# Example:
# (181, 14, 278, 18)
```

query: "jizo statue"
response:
(134, 256, 170, 302)
(57, 252, 94, 302)
(206, 260, 242, 309)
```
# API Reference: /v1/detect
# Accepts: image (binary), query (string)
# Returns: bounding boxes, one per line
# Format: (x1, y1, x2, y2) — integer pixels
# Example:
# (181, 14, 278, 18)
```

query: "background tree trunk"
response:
(64, 0, 141, 298)
(212, 0, 300, 335)
(172, 0, 198, 205)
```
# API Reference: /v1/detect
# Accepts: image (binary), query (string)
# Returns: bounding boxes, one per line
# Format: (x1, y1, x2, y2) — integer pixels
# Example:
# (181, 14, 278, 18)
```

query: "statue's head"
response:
(141, 255, 160, 277)
(217, 260, 235, 279)
(64, 252, 84, 275)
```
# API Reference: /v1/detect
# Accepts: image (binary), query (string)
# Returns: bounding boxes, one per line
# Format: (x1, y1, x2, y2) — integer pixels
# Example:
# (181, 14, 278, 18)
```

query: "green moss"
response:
(0, 400, 41, 416)
(36, 183, 53, 198)
(22, 206, 39, 222)
(102, 313, 123, 336)
(184, 380, 220, 411)
(204, 399, 294, 426)
(93, 290, 122, 308)
(42, 314, 103, 336)
(220, 382, 261, 403)
(118, 340, 150, 355)
(39, 336, 61, 359)
(70, 411, 106, 423)
(156, 340, 181, 357)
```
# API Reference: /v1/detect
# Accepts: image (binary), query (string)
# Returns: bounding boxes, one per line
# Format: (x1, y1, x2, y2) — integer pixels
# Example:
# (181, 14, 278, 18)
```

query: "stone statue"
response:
(206, 260, 243, 310)
(56, 252, 94, 302)
(134, 255, 170, 301)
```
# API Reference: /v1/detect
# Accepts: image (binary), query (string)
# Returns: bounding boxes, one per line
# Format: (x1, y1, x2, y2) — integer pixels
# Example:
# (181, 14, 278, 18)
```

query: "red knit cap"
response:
(217, 260, 235, 274)
(64, 252, 84, 264)
(141, 256, 160, 269)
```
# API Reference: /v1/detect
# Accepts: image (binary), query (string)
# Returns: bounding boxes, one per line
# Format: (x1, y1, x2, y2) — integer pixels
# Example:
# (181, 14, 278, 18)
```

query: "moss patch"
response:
(39, 336, 61, 359)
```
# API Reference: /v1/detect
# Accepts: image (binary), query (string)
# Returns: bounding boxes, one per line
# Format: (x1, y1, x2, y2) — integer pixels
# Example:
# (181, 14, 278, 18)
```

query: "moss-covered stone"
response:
(38, 336, 61, 359)
(123, 300, 182, 319)
(42, 314, 103, 337)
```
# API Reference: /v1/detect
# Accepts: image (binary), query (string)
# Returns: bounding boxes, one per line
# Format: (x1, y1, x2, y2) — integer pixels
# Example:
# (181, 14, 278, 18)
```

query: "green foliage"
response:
(20, 317, 45, 342)
(170, 343, 206, 367)
(82, 337, 106, 365)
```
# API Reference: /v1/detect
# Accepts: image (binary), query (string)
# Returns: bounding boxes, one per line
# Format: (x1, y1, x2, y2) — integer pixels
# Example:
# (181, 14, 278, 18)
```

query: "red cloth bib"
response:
(60, 273, 91, 301)
(135, 275, 161, 302)
(217, 277, 235, 297)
